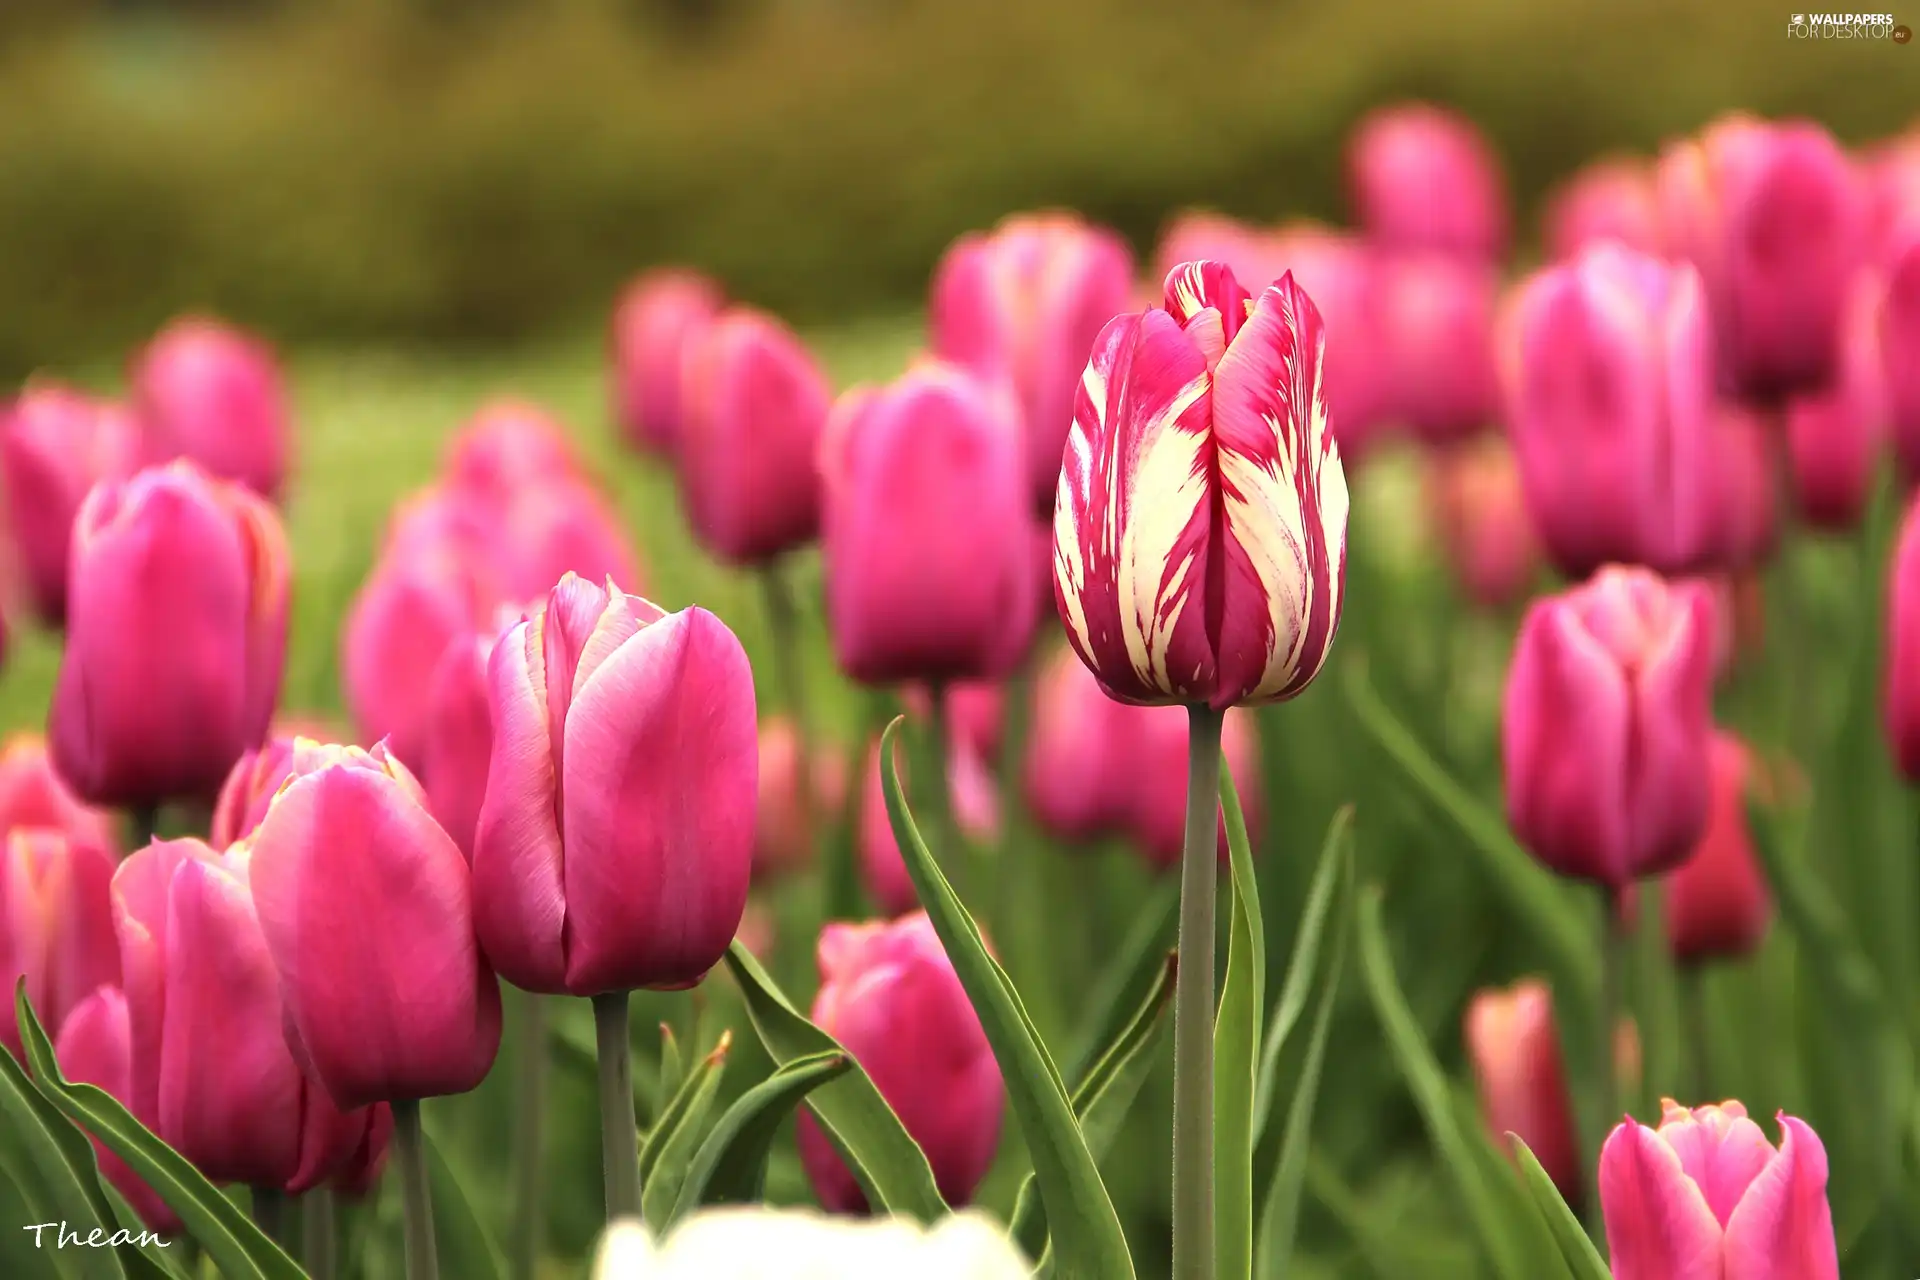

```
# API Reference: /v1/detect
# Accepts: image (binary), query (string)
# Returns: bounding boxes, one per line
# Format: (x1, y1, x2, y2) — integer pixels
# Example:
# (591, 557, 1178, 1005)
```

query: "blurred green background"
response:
(0, 0, 1913, 376)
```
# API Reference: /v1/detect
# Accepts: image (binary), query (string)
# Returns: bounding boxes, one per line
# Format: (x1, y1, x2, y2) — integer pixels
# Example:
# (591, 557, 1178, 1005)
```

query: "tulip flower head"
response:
(1544, 157, 1666, 261)
(132, 317, 290, 501)
(1375, 252, 1503, 445)
(0, 735, 118, 853)
(1464, 980, 1584, 1209)
(443, 400, 582, 499)
(1600, 1101, 1837, 1280)
(1347, 102, 1510, 261)
(1054, 260, 1348, 710)
(2, 829, 119, 1060)
(610, 269, 724, 456)
(211, 736, 298, 849)
(1663, 733, 1772, 965)
(1503, 567, 1717, 889)
(472, 574, 757, 995)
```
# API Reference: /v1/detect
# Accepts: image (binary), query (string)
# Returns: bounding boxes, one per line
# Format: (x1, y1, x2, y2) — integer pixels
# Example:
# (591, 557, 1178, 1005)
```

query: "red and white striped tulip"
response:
(610, 270, 724, 456)
(132, 318, 291, 501)
(1053, 261, 1348, 710)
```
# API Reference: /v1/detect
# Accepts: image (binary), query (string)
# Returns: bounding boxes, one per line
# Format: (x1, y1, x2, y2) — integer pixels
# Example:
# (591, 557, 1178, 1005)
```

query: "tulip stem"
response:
(593, 991, 643, 1222)
(250, 1186, 285, 1247)
(1679, 966, 1712, 1101)
(510, 991, 549, 1280)
(302, 1189, 336, 1280)
(392, 1099, 439, 1280)
(761, 562, 820, 871)
(1172, 704, 1224, 1280)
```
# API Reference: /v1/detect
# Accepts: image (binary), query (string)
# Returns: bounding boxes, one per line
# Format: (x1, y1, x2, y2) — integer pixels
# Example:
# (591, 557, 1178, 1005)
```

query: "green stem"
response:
(1591, 891, 1629, 1240)
(129, 804, 162, 850)
(761, 562, 819, 868)
(1171, 704, 1225, 1280)
(250, 1186, 286, 1247)
(917, 683, 962, 898)
(392, 1099, 439, 1280)
(1679, 965, 1712, 1103)
(302, 1189, 336, 1280)
(593, 991, 642, 1221)
(510, 991, 549, 1280)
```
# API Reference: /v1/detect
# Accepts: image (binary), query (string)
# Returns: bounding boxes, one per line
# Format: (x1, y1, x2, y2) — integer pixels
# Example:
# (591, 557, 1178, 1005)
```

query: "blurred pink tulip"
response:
(1659, 115, 1866, 401)
(472, 574, 756, 995)
(52, 986, 180, 1233)
(1125, 702, 1263, 871)
(1664, 733, 1772, 965)
(111, 837, 380, 1188)
(0, 386, 142, 625)
(496, 478, 644, 606)
(1503, 567, 1717, 889)
(1882, 491, 1920, 780)
(1465, 980, 1584, 1209)
(1376, 252, 1502, 446)
(419, 619, 510, 862)
(1347, 103, 1509, 261)
(1425, 437, 1541, 609)
(610, 270, 724, 456)
(1543, 158, 1665, 261)
(1, 829, 118, 1060)
(822, 362, 1036, 684)
(247, 743, 501, 1107)
(795, 913, 1003, 1212)
(132, 318, 290, 501)
(1714, 404, 1782, 570)
(1866, 136, 1920, 261)
(1503, 244, 1723, 577)
(857, 731, 1001, 918)
(1600, 1101, 1837, 1280)
(752, 717, 850, 882)
(1054, 262, 1348, 709)
(1785, 272, 1886, 530)
(1267, 225, 1390, 460)
(930, 212, 1136, 511)
(900, 681, 1005, 762)
(0, 735, 119, 853)
(50, 461, 289, 809)
(210, 736, 298, 849)
(678, 308, 832, 566)
(1882, 232, 1920, 476)
(442, 400, 582, 499)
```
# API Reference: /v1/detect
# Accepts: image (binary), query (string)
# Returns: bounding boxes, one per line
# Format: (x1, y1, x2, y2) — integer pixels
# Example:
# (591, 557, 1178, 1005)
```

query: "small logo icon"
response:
(1896, 21, 1913, 40)
(1791, 11, 1806, 19)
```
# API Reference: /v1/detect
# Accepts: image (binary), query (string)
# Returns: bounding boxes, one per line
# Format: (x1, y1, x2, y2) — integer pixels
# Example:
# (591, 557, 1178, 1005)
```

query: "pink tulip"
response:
(1024, 647, 1136, 842)
(0, 385, 141, 625)
(0, 735, 119, 853)
(610, 270, 724, 456)
(132, 317, 290, 501)
(1347, 103, 1509, 261)
(1503, 567, 1717, 889)
(752, 717, 849, 882)
(247, 743, 501, 1107)
(795, 913, 1003, 1211)
(1464, 980, 1584, 1209)
(50, 461, 289, 808)
(677, 308, 832, 566)
(1266, 226, 1389, 460)
(1600, 1101, 1837, 1280)
(1664, 733, 1772, 965)
(442, 400, 582, 499)
(111, 837, 380, 1188)
(52, 986, 180, 1233)
(857, 729, 1002, 918)
(419, 622, 506, 862)
(822, 362, 1036, 684)
(1503, 244, 1723, 577)
(1882, 232, 1920, 476)
(211, 736, 298, 849)
(1714, 404, 1782, 570)
(1883, 491, 1920, 780)
(930, 212, 1137, 511)
(472, 574, 756, 995)
(1054, 261, 1348, 709)
(1543, 158, 1666, 261)
(1659, 115, 1867, 400)
(1785, 271, 1886, 530)
(1425, 437, 1541, 609)
(1376, 253, 1502, 447)
(1, 830, 119, 1060)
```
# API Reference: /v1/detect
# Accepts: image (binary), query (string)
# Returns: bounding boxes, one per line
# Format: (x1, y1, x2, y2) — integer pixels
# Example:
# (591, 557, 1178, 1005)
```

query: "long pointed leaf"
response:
(0, 1048, 116, 1280)
(670, 1052, 851, 1224)
(1513, 1139, 1610, 1280)
(879, 716, 1132, 1280)
(1216, 767, 1266, 1280)
(1066, 878, 1180, 1083)
(1253, 806, 1352, 1139)
(640, 1036, 730, 1231)
(420, 1128, 507, 1280)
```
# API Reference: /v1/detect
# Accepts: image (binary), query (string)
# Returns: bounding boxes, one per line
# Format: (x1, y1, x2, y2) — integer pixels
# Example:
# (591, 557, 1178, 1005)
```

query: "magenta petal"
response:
(1721, 1115, 1839, 1280)
(1598, 1120, 1725, 1280)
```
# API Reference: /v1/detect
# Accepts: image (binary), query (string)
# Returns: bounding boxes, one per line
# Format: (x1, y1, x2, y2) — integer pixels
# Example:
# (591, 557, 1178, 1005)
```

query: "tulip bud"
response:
(111, 837, 381, 1188)
(473, 575, 756, 995)
(0, 735, 119, 853)
(248, 743, 502, 1107)
(443, 400, 582, 498)
(1424, 436, 1541, 609)
(930, 212, 1136, 511)
(823, 363, 1037, 684)
(677, 309, 832, 566)
(1054, 261, 1348, 709)
(1464, 980, 1583, 1209)
(1502, 567, 1717, 889)
(752, 718, 849, 882)
(132, 318, 290, 501)
(1664, 734, 1772, 965)
(1659, 115, 1866, 400)
(857, 731, 1001, 918)
(52, 986, 180, 1233)
(1, 830, 119, 1059)
(1504, 244, 1723, 577)
(1785, 272, 1885, 530)
(795, 914, 1003, 1212)
(1882, 233, 1920, 476)
(1543, 158, 1665, 262)
(1347, 103, 1509, 261)
(49, 462, 289, 808)
(0, 386, 141, 625)
(1376, 253, 1502, 445)
(1599, 1101, 1837, 1279)
(610, 270, 724, 456)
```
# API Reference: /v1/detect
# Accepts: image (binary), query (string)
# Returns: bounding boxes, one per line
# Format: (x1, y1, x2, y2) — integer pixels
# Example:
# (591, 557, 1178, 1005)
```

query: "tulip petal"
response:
(1655, 1100, 1775, 1227)
(1598, 1120, 1724, 1280)
(1624, 583, 1717, 877)
(1720, 1115, 1838, 1280)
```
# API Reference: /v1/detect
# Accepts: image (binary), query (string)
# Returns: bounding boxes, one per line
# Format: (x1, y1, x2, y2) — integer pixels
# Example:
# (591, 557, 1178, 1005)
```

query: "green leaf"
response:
(1010, 951, 1177, 1260)
(1353, 889, 1529, 1280)
(1454, 1085, 1573, 1280)
(879, 716, 1133, 1280)
(0, 1042, 136, 1280)
(1216, 765, 1267, 1280)
(1344, 663, 1598, 1010)
(721, 942, 947, 1223)
(0, 1160, 68, 1280)
(669, 1051, 851, 1224)
(1253, 806, 1353, 1139)
(658, 1024, 685, 1115)
(420, 1128, 507, 1280)
(1512, 1139, 1610, 1280)
(640, 1035, 730, 1231)
(1065, 877, 1179, 1083)
(14, 985, 304, 1280)
(1255, 832, 1352, 1278)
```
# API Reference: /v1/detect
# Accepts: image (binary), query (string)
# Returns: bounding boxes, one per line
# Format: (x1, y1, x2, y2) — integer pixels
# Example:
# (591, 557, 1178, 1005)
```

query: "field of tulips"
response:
(2, 99, 1920, 1280)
